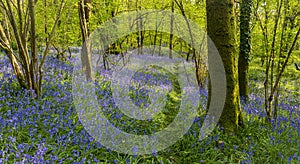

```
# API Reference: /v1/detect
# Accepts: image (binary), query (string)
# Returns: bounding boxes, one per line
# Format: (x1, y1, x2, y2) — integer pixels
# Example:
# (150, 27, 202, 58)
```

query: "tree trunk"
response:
(169, 0, 174, 59)
(238, 0, 252, 100)
(29, 0, 39, 97)
(78, 0, 93, 80)
(135, 0, 143, 55)
(206, 0, 243, 133)
(263, 0, 283, 122)
(175, 0, 205, 87)
(0, 0, 65, 99)
(0, 24, 27, 88)
(158, 32, 162, 55)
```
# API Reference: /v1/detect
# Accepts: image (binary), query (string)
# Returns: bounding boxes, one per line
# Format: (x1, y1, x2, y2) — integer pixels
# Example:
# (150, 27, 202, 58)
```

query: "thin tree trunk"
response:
(135, 0, 140, 55)
(139, 2, 144, 55)
(264, 0, 283, 122)
(29, 0, 39, 97)
(158, 32, 162, 55)
(175, 0, 204, 87)
(44, 0, 48, 44)
(0, 21, 27, 88)
(3, 0, 32, 89)
(169, 0, 174, 59)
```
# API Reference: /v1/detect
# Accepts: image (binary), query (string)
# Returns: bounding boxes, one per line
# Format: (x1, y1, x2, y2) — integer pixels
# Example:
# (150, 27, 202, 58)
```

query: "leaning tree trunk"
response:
(206, 0, 243, 133)
(78, 0, 93, 80)
(238, 0, 252, 100)
(0, 25, 26, 88)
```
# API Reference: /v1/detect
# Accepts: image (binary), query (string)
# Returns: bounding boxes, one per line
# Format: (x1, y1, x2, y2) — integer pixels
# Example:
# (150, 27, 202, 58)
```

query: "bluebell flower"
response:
(233, 145, 238, 150)
(278, 152, 284, 159)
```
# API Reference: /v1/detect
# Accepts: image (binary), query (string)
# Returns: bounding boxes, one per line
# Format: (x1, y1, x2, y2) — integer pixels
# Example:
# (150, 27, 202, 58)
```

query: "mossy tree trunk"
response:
(206, 0, 243, 133)
(238, 0, 252, 100)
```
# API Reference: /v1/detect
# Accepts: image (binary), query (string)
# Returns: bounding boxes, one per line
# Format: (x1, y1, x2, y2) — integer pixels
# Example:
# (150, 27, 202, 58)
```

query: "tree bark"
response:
(0, 26, 26, 88)
(78, 0, 93, 80)
(0, 0, 65, 98)
(238, 0, 252, 100)
(206, 0, 243, 133)
(29, 0, 39, 97)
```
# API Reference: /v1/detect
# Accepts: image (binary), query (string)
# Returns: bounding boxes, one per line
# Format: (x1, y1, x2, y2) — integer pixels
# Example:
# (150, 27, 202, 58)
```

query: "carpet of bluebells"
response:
(0, 54, 299, 163)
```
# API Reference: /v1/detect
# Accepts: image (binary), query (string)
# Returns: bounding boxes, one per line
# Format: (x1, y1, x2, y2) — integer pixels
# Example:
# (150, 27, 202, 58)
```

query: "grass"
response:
(0, 54, 299, 163)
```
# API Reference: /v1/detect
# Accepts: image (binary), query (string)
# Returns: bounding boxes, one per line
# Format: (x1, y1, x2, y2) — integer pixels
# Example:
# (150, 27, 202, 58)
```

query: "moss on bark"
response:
(206, 0, 243, 133)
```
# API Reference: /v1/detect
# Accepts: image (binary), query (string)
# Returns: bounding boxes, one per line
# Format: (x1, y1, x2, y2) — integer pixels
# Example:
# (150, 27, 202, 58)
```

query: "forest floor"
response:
(0, 53, 299, 163)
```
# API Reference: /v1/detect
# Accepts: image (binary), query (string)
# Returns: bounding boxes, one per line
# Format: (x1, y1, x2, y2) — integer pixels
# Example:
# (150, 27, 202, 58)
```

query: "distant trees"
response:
(206, 0, 243, 132)
(175, 0, 207, 88)
(253, 0, 300, 122)
(0, 0, 298, 118)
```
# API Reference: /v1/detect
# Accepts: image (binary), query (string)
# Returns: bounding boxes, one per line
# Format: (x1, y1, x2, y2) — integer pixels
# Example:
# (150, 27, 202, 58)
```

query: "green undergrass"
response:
(249, 53, 300, 97)
(0, 53, 299, 163)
